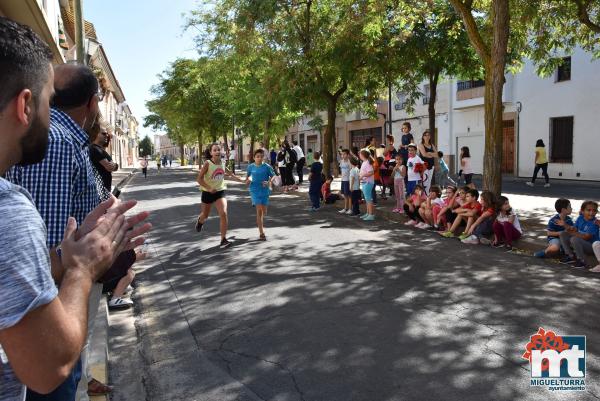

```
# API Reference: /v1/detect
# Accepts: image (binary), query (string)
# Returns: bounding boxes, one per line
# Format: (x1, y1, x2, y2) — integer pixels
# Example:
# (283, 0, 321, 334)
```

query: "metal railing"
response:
(457, 79, 485, 91)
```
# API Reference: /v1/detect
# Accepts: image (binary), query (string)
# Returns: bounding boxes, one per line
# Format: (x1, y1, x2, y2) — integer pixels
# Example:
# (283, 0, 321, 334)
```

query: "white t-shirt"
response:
(340, 160, 351, 181)
(293, 145, 305, 160)
(407, 155, 424, 182)
(431, 197, 445, 207)
(349, 167, 360, 190)
(497, 212, 522, 233)
(461, 157, 473, 174)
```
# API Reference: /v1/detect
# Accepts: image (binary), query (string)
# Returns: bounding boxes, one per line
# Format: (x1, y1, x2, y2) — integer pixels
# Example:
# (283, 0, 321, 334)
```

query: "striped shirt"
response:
(6, 109, 100, 247)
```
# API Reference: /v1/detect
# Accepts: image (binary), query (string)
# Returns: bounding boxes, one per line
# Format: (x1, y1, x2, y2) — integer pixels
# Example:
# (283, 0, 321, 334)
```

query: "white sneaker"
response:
(416, 222, 430, 229)
(461, 235, 480, 245)
(526, 182, 534, 187)
(590, 265, 600, 273)
(338, 209, 347, 214)
(404, 220, 417, 226)
(345, 209, 353, 215)
(108, 297, 133, 310)
(544, 183, 551, 188)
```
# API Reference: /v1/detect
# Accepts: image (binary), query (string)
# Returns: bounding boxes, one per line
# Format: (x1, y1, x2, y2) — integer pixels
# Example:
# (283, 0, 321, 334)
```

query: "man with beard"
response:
(0, 17, 151, 401)
(7, 59, 118, 401)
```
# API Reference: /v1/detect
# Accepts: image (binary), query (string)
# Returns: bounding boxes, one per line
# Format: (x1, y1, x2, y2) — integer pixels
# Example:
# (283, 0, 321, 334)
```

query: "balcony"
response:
(456, 79, 485, 101)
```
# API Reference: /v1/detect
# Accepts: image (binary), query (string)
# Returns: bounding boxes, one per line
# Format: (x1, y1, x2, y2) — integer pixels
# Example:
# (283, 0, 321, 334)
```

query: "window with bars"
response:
(457, 79, 485, 91)
(556, 57, 571, 82)
(550, 116, 574, 163)
(423, 84, 430, 105)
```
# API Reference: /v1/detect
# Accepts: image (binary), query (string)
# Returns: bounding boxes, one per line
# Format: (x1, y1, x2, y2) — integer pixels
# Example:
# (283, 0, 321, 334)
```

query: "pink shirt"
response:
(360, 162, 375, 184)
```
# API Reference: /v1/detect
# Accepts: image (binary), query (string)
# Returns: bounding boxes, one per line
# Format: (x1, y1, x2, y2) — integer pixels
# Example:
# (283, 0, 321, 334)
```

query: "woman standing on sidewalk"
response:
(195, 143, 243, 248)
(417, 129, 437, 194)
(527, 139, 550, 188)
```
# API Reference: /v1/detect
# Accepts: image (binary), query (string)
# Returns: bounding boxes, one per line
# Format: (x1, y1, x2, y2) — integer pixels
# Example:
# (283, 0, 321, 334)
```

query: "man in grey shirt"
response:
(0, 17, 150, 401)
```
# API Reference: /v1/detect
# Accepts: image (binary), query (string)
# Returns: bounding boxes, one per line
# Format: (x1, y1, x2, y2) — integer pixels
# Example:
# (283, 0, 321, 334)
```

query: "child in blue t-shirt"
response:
(246, 149, 276, 240)
(534, 198, 574, 258)
(559, 200, 599, 268)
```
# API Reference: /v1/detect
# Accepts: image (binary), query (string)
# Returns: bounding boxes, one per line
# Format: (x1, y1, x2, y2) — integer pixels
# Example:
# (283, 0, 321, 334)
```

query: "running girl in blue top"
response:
(245, 149, 276, 241)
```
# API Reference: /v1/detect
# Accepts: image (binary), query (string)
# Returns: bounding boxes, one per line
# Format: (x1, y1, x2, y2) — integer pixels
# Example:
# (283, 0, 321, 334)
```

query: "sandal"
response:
(87, 378, 113, 396)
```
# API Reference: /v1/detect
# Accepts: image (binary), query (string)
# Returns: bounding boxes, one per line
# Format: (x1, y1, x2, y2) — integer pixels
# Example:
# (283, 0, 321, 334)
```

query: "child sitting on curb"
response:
(322, 175, 342, 204)
(433, 185, 458, 231)
(404, 184, 427, 226)
(441, 188, 481, 239)
(492, 196, 522, 250)
(559, 200, 599, 268)
(534, 198, 574, 259)
(417, 185, 444, 229)
(461, 190, 496, 245)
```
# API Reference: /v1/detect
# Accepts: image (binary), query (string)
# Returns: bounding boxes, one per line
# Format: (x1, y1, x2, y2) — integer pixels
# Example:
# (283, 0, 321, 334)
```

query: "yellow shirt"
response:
(535, 147, 548, 164)
(200, 160, 227, 192)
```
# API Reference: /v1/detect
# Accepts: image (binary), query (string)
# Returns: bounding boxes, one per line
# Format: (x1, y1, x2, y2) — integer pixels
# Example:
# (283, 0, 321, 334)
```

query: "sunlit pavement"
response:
(108, 168, 600, 401)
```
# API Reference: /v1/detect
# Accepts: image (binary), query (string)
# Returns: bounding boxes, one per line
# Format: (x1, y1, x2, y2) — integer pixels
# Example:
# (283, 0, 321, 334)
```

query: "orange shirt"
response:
(373, 159, 380, 181)
(463, 201, 483, 216)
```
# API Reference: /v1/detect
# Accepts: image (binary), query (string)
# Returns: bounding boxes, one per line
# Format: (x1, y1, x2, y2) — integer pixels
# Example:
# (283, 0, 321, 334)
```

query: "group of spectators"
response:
(1, 17, 151, 401)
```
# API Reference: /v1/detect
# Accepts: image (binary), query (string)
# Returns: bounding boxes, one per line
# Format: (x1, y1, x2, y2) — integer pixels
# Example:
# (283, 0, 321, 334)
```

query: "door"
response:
(456, 135, 484, 174)
(502, 120, 515, 174)
(307, 135, 318, 152)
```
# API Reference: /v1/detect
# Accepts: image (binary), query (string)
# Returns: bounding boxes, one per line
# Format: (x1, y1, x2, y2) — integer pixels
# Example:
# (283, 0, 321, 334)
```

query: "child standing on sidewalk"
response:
(308, 151, 323, 211)
(534, 198, 574, 259)
(392, 154, 406, 213)
(492, 196, 522, 249)
(406, 144, 424, 196)
(349, 157, 362, 216)
(559, 201, 599, 268)
(339, 149, 352, 214)
(359, 150, 376, 221)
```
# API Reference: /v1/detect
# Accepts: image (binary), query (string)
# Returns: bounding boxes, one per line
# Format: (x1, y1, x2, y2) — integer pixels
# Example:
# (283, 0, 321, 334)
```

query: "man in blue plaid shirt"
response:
(6, 64, 103, 401)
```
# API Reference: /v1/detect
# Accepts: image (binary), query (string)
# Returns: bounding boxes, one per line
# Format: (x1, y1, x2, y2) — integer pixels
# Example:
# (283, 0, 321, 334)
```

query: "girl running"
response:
(195, 143, 243, 248)
(245, 149, 276, 241)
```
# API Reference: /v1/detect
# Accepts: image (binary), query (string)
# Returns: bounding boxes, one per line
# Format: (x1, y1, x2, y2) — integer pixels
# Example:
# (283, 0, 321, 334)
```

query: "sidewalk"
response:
(283, 175, 599, 263)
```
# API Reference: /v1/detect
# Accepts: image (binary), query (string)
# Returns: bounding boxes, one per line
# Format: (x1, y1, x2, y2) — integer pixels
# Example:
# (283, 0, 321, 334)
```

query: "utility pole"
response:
(74, 0, 85, 64)
(388, 81, 393, 139)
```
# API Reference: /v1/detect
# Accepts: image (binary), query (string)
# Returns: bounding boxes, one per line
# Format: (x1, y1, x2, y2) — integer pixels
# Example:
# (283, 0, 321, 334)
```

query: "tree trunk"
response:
(197, 132, 203, 166)
(427, 71, 439, 141)
(481, 0, 509, 197)
(179, 143, 185, 166)
(263, 118, 271, 149)
(323, 99, 337, 177)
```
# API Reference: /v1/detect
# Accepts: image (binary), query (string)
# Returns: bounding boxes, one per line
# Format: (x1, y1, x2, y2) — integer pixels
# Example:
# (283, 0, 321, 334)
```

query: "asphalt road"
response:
(109, 168, 600, 401)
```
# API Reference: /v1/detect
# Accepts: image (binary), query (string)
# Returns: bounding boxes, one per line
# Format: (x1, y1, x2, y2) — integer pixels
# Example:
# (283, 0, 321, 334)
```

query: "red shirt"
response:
(321, 182, 331, 198)
(463, 201, 483, 215)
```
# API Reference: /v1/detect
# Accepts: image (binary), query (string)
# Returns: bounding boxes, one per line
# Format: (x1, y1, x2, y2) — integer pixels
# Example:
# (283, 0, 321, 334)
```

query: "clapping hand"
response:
(62, 197, 152, 281)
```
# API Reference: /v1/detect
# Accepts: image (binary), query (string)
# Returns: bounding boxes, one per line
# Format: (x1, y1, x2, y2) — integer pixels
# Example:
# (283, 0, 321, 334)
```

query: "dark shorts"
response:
(201, 190, 225, 204)
(341, 181, 351, 196)
(100, 250, 136, 292)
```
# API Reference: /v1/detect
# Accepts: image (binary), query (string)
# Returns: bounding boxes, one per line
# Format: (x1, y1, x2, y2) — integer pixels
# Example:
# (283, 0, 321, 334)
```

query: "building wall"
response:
(514, 48, 600, 181)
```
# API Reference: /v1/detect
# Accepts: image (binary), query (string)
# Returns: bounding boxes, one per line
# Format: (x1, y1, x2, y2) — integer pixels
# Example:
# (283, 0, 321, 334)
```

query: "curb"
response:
(88, 297, 109, 401)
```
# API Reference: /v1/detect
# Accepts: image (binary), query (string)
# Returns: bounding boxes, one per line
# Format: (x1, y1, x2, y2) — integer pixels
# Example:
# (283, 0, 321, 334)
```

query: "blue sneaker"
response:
(360, 214, 369, 219)
(533, 250, 546, 258)
(363, 215, 375, 221)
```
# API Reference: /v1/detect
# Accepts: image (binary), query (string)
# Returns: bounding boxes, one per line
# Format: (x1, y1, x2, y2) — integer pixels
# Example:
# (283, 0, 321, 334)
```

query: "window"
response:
(423, 84, 430, 105)
(550, 116, 573, 163)
(457, 79, 485, 91)
(556, 57, 571, 82)
(395, 93, 407, 110)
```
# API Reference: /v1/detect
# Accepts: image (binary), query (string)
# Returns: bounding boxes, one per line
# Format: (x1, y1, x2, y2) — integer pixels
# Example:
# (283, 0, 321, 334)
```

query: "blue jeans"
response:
(406, 180, 418, 196)
(309, 188, 321, 209)
(27, 359, 81, 401)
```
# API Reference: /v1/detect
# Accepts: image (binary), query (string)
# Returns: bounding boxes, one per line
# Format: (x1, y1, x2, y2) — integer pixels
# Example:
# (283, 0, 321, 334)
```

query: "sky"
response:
(85, 0, 199, 141)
